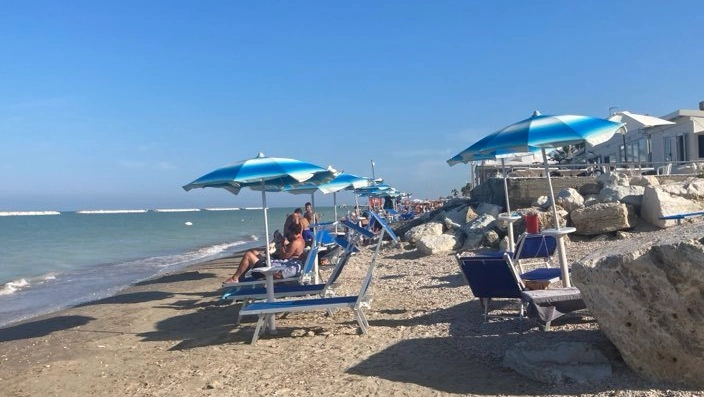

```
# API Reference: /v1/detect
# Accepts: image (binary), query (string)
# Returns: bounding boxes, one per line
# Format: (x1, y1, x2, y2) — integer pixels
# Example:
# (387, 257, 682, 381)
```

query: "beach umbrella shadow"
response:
(0, 315, 94, 342)
(75, 291, 174, 306)
(134, 271, 217, 286)
(345, 333, 652, 395)
(137, 303, 249, 348)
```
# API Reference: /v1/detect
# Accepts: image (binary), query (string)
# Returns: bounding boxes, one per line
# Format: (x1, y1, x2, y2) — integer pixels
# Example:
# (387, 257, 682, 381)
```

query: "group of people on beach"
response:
(223, 202, 318, 284)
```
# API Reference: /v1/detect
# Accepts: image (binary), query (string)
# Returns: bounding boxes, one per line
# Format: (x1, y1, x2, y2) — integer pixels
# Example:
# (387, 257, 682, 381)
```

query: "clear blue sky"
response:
(1, 1, 702, 211)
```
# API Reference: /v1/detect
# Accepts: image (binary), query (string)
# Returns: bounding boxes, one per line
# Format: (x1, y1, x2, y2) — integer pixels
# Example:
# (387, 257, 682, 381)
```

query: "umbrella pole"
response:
(501, 158, 516, 252)
(260, 184, 276, 332)
(333, 192, 338, 235)
(311, 193, 319, 284)
(469, 161, 475, 190)
(542, 148, 571, 288)
(261, 187, 272, 266)
(542, 148, 560, 229)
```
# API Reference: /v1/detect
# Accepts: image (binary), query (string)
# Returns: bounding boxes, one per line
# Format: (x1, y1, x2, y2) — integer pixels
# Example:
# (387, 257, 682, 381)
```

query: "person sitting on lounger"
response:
(224, 222, 306, 283)
(284, 208, 313, 244)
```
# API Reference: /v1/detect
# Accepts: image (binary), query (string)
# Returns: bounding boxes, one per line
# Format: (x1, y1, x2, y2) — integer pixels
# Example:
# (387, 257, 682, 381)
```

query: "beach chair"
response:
(473, 233, 561, 284)
(224, 238, 361, 324)
(222, 245, 319, 301)
(239, 211, 399, 344)
(384, 208, 399, 222)
(399, 210, 415, 220)
(222, 229, 340, 290)
(455, 253, 585, 327)
(221, 247, 316, 290)
(222, 224, 371, 301)
(455, 254, 527, 320)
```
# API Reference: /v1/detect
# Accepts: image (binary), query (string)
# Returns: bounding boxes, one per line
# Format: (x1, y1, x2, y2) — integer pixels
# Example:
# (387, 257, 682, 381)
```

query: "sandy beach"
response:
(1, 228, 702, 397)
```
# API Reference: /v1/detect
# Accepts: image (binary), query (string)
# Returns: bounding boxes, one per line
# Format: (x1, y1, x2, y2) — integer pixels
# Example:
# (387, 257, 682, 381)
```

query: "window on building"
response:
(664, 138, 672, 161)
(698, 135, 704, 158)
(678, 135, 686, 161)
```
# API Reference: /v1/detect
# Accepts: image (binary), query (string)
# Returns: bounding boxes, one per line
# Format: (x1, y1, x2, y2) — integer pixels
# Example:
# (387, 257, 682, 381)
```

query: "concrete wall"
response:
(470, 175, 695, 210)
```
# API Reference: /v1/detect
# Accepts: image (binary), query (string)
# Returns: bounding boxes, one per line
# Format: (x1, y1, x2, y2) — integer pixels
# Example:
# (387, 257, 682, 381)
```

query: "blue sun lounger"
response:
(223, 224, 373, 320)
(659, 211, 704, 225)
(224, 240, 360, 324)
(221, 245, 320, 302)
(474, 233, 562, 283)
(239, 211, 398, 344)
(456, 253, 585, 328)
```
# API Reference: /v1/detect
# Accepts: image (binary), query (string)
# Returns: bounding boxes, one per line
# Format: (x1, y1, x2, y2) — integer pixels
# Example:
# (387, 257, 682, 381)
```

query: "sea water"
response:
(0, 207, 337, 328)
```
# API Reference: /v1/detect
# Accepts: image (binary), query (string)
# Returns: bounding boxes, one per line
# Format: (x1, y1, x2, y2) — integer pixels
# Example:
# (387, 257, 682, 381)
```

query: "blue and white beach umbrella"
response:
(478, 111, 624, 152)
(468, 111, 624, 287)
(471, 111, 623, 228)
(183, 152, 336, 268)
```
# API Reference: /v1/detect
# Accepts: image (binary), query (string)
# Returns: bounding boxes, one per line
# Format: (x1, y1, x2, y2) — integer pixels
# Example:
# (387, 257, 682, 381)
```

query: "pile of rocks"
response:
(394, 173, 704, 256)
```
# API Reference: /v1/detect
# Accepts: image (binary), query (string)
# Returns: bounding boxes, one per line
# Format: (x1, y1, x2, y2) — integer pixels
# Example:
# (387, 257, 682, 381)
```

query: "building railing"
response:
(475, 160, 704, 182)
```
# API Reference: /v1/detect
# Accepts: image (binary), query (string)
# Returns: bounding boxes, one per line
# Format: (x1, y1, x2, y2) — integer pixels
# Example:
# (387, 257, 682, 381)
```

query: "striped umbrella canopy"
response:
(183, 152, 336, 268)
(468, 111, 623, 287)
(284, 171, 373, 240)
(471, 112, 623, 225)
(448, 146, 541, 252)
(354, 182, 393, 195)
(358, 187, 401, 197)
(478, 111, 624, 152)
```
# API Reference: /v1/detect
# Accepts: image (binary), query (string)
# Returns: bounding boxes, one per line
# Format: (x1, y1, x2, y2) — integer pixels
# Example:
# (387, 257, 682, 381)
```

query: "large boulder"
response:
(572, 223, 704, 387)
(597, 171, 630, 187)
(416, 234, 460, 255)
(570, 202, 633, 235)
(578, 182, 602, 196)
(438, 204, 475, 231)
(629, 175, 660, 187)
(503, 342, 612, 384)
(538, 207, 568, 231)
(459, 214, 496, 251)
(640, 179, 704, 228)
(598, 185, 645, 208)
(555, 188, 584, 212)
(404, 222, 443, 244)
(475, 202, 502, 218)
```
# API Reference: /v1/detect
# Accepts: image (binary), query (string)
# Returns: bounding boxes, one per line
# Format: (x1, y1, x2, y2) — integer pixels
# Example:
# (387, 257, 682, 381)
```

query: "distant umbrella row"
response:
(182, 152, 405, 268)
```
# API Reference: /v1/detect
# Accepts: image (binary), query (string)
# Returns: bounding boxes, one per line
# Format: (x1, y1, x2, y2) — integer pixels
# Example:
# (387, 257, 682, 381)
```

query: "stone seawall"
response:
(470, 175, 692, 210)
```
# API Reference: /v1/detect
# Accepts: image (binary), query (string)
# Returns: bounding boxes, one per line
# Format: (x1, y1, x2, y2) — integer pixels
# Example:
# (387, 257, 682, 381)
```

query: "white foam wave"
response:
(153, 208, 201, 213)
(243, 207, 263, 210)
(0, 211, 61, 216)
(249, 235, 259, 241)
(153, 240, 249, 268)
(76, 209, 148, 214)
(204, 207, 241, 211)
(0, 278, 30, 296)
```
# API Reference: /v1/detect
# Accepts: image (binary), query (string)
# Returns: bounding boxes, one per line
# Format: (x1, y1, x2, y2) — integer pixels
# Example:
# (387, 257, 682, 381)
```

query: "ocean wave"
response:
(0, 211, 61, 216)
(139, 240, 250, 268)
(0, 278, 30, 295)
(203, 207, 241, 211)
(153, 208, 201, 212)
(76, 209, 148, 214)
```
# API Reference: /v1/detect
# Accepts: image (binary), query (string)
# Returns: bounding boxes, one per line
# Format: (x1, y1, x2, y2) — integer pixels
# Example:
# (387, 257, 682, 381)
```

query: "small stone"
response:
(205, 380, 222, 389)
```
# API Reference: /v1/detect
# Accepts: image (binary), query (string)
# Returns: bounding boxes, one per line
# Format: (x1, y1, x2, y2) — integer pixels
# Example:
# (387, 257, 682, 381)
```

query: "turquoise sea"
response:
(0, 206, 341, 328)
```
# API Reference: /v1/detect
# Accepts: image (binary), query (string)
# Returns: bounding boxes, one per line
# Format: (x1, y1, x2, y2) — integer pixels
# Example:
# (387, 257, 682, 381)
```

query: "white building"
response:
(591, 101, 704, 171)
